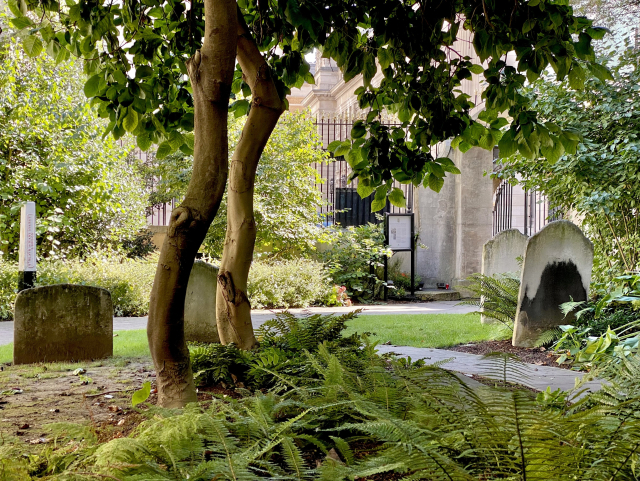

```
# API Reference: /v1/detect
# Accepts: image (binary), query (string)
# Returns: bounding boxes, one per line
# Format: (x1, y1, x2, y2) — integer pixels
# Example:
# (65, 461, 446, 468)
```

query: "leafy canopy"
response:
(8, 0, 608, 207)
(497, 49, 640, 279)
(0, 37, 147, 259)
(147, 111, 328, 258)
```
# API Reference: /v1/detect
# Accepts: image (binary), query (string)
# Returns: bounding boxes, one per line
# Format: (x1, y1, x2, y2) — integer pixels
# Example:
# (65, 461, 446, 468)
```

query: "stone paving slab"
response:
(375, 344, 602, 397)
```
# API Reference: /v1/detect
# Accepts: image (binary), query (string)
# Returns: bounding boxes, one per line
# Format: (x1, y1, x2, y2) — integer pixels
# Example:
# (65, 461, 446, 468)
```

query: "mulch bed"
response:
(449, 340, 571, 370)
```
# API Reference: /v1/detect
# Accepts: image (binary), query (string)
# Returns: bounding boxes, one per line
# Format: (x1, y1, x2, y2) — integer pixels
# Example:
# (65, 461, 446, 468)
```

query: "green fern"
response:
(457, 272, 520, 330)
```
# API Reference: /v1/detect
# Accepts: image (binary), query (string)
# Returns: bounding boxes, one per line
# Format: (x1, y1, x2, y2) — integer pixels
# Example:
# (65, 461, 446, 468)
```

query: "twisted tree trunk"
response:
(147, 0, 236, 408)
(216, 15, 285, 349)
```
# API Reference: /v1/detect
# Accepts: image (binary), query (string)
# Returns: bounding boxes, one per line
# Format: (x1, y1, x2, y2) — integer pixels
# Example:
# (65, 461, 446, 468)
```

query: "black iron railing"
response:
(493, 179, 561, 236)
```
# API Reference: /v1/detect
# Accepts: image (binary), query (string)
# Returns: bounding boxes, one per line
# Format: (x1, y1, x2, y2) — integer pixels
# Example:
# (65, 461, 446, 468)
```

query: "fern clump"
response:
(458, 272, 520, 329)
(9, 312, 640, 479)
(190, 310, 372, 391)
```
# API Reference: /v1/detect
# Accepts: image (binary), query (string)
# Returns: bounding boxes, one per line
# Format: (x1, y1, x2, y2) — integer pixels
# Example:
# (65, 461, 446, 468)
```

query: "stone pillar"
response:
(481, 229, 528, 323)
(415, 145, 494, 290)
(18, 202, 37, 291)
(415, 158, 457, 287)
(512, 221, 594, 347)
(453, 147, 495, 291)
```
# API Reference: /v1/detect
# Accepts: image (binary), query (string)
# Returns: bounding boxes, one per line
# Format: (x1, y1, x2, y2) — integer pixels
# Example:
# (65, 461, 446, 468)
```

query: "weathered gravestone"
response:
(14, 285, 113, 364)
(184, 260, 220, 343)
(481, 229, 528, 324)
(512, 221, 593, 347)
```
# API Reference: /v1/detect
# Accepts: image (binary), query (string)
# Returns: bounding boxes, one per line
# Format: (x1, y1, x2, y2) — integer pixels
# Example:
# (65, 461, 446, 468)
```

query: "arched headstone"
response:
(14, 285, 113, 364)
(481, 229, 528, 324)
(512, 221, 593, 347)
(184, 261, 220, 343)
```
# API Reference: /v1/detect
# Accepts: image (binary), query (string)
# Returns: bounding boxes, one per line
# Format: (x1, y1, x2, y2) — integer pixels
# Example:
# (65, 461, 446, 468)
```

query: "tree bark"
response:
(147, 0, 236, 408)
(216, 15, 285, 349)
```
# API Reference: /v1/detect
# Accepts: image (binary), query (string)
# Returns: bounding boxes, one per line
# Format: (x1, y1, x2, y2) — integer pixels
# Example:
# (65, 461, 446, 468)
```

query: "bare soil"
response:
(0, 358, 240, 446)
(449, 340, 571, 369)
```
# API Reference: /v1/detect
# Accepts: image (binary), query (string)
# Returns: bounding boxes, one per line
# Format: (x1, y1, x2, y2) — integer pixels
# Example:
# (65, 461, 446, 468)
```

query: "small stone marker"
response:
(184, 260, 220, 343)
(481, 229, 527, 324)
(14, 285, 113, 364)
(18, 202, 37, 291)
(512, 221, 593, 347)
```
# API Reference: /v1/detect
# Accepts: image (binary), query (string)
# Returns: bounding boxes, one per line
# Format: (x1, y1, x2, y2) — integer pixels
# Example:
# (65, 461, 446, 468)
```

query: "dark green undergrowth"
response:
(3, 312, 640, 480)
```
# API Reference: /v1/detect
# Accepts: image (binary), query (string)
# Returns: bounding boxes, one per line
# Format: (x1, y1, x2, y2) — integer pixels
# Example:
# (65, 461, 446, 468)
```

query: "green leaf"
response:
(388, 188, 406, 208)
(10, 16, 32, 29)
(371, 197, 386, 212)
(589, 63, 613, 83)
(135, 65, 154, 78)
(8, 0, 27, 17)
(522, 18, 536, 34)
(334, 142, 351, 157)
(327, 140, 342, 152)
(437, 158, 461, 175)
(427, 174, 444, 193)
(351, 121, 366, 139)
(131, 381, 151, 407)
(83, 74, 102, 98)
(568, 64, 585, 90)
(540, 137, 565, 164)
(586, 27, 608, 40)
(122, 107, 138, 133)
(156, 141, 173, 160)
(137, 134, 152, 151)
(23, 36, 43, 58)
(357, 181, 375, 199)
(362, 53, 377, 86)
(469, 64, 484, 75)
(498, 131, 516, 158)
(378, 48, 393, 69)
(184, 133, 195, 150)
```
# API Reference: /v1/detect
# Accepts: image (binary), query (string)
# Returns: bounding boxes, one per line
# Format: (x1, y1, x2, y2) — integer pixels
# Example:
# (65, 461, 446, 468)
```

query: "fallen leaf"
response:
(19, 423, 29, 429)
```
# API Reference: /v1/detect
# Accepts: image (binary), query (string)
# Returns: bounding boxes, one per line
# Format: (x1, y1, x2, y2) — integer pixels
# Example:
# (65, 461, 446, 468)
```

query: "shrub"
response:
(0, 260, 17, 321)
(190, 310, 370, 390)
(0, 253, 156, 319)
(457, 272, 520, 330)
(318, 222, 391, 301)
(247, 258, 333, 309)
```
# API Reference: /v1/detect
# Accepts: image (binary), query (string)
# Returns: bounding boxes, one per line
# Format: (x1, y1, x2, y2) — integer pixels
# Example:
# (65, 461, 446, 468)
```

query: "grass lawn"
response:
(344, 313, 510, 348)
(0, 329, 150, 364)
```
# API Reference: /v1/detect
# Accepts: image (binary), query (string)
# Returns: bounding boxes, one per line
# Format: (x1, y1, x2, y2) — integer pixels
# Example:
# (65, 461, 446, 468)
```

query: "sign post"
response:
(18, 202, 36, 292)
(384, 213, 415, 300)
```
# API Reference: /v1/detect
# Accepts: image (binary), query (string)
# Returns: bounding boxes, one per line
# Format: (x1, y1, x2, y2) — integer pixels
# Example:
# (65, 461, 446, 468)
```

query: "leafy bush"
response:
(247, 258, 333, 309)
(458, 272, 520, 329)
(190, 310, 370, 390)
(0, 253, 156, 319)
(0, 260, 17, 321)
(319, 222, 391, 301)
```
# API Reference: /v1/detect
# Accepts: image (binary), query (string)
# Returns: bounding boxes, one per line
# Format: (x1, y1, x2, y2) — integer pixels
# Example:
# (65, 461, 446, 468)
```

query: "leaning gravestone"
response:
(512, 220, 594, 347)
(184, 260, 220, 343)
(481, 229, 528, 324)
(14, 285, 113, 364)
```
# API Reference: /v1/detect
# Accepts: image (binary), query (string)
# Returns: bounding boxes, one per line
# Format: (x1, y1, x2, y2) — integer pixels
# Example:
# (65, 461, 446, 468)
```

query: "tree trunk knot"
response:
(186, 50, 201, 81)
(218, 270, 250, 307)
(168, 206, 200, 237)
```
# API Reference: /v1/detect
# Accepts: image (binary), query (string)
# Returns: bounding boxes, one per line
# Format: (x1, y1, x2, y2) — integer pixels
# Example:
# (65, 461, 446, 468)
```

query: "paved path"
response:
(0, 301, 476, 346)
(376, 344, 602, 397)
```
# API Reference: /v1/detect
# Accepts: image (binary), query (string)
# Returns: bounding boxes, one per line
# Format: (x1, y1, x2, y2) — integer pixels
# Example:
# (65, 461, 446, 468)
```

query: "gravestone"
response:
(512, 221, 593, 347)
(481, 229, 528, 324)
(14, 285, 113, 364)
(184, 260, 220, 343)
